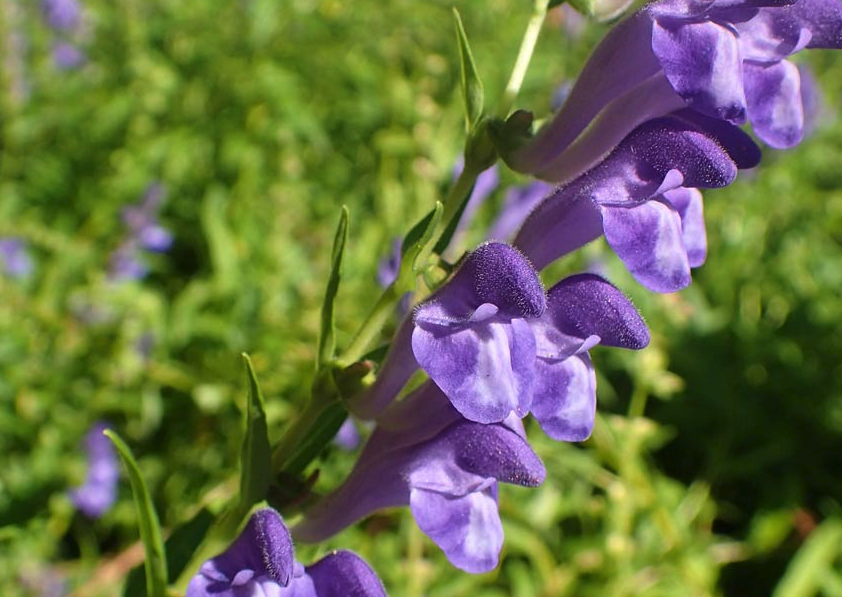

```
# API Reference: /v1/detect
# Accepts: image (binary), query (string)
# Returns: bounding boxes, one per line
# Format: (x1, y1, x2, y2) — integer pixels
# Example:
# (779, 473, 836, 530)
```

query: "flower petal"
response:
(652, 19, 747, 123)
(663, 187, 707, 267)
(412, 317, 536, 423)
(601, 201, 692, 292)
(532, 354, 597, 442)
(545, 273, 650, 348)
(744, 60, 804, 148)
(410, 486, 503, 573)
(305, 551, 387, 597)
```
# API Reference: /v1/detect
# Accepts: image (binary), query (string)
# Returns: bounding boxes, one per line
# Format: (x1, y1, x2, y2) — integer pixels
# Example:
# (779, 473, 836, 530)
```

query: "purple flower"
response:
(108, 241, 148, 282)
(513, 111, 759, 291)
(333, 418, 361, 451)
(486, 181, 554, 242)
(411, 242, 546, 424)
(507, 0, 842, 182)
(52, 42, 84, 70)
(41, 0, 81, 31)
(0, 237, 34, 278)
(188, 508, 387, 597)
(69, 422, 119, 518)
(296, 383, 545, 573)
(122, 183, 173, 252)
(452, 159, 500, 233)
(351, 243, 648, 441)
(530, 274, 649, 440)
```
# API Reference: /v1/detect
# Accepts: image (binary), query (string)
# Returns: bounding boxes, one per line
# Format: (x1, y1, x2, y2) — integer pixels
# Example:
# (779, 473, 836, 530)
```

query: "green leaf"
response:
(201, 186, 238, 293)
(104, 430, 168, 597)
(238, 354, 272, 512)
(398, 201, 442, 290)
(123, 508, 215, 597)
(283, 397, 348, 477)
(453, 9, 484, 131)
(318, 206, 349, 367)
(772, 518, 842, 597)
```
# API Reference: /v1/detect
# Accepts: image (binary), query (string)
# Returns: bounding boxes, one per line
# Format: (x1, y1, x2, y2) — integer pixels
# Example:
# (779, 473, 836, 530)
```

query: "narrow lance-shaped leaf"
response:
(398, 201, 443, 290)
(104, 430, 168, 597)
(318, 206, 349, 368)
(453, 8, 484, 131)
(239, 354, 272, 512)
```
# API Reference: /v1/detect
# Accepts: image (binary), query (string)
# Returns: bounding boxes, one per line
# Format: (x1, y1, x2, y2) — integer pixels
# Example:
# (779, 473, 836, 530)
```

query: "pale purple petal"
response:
(601, 200, 692, 292)
(663, 187, 707, 267)
(410, 486, 502, 573)
(736, 7, 812, 62)
(652, 19, 747, 123)
(744, 60, 804, 148)
(531, 354, 597, 441)
(412, 316, 536, 423)
(333, 418, 361, 451)
(790, 0, 842, 48)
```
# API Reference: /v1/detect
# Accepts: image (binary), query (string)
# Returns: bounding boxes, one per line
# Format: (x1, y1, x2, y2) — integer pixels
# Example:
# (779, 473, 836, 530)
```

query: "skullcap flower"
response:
(69, 422, 119, 519)
(188, 508, 387, 597)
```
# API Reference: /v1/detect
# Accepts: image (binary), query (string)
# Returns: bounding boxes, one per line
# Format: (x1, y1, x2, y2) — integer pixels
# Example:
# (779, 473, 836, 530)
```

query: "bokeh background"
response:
(2, 0, 842, 595)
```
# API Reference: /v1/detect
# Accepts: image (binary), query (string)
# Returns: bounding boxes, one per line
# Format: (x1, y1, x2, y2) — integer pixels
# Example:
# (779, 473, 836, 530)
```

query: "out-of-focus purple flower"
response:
(513, 111, 759, 291)
(41, 0, 81, 31)
(52, 41, 85, 70)
(797, 64, 826, 134)
(452, 159, 500, 230)
(376, 239, 402, 288)
(412, 242, 546, 423)
(333, 418, 361, 451)
(188, 508, 386, 597)
(122, 183, 173, 252)
(108, 241, 148, 282)
(109, 183, 172, 281)
(69, 422, 119, 519)
(296, 383, 545, 573)
(507, 0, 842, 182)
(0, 237, 34, 278)
(486, 181, 554, 242)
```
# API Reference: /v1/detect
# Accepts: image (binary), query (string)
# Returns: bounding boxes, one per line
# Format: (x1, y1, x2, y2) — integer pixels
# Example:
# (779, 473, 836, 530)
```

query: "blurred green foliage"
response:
(2, 0, 842, 596)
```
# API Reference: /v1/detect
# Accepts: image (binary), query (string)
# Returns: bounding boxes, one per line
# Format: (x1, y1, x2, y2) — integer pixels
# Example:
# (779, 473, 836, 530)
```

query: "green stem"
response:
(501, 0, 550, 116)
(337, 283, 400, 368)
(271, 396, 334, 472)
(627, 384, 649, 418)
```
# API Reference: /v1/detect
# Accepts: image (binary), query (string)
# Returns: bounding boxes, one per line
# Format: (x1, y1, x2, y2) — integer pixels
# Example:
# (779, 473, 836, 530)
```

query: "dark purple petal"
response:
(671, 108, 762, 169)
(411, 315, 536, 423)
(602, 201, 692, 292)
(545, 273, 650, 349)
(305, 551, 387, 597)
(790, 0, 842, 48)
(69, 423, 120, 519)
(531, 354, 597, 441)
(415, 243, 545, 324)
(664, 187, 707, 267)
(744, 60, 804, 148)
(410, 486, 502, 573)
(188, 509, 296, 596)
(454, 423, 546, 486)
(652, 19, 747, 123)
